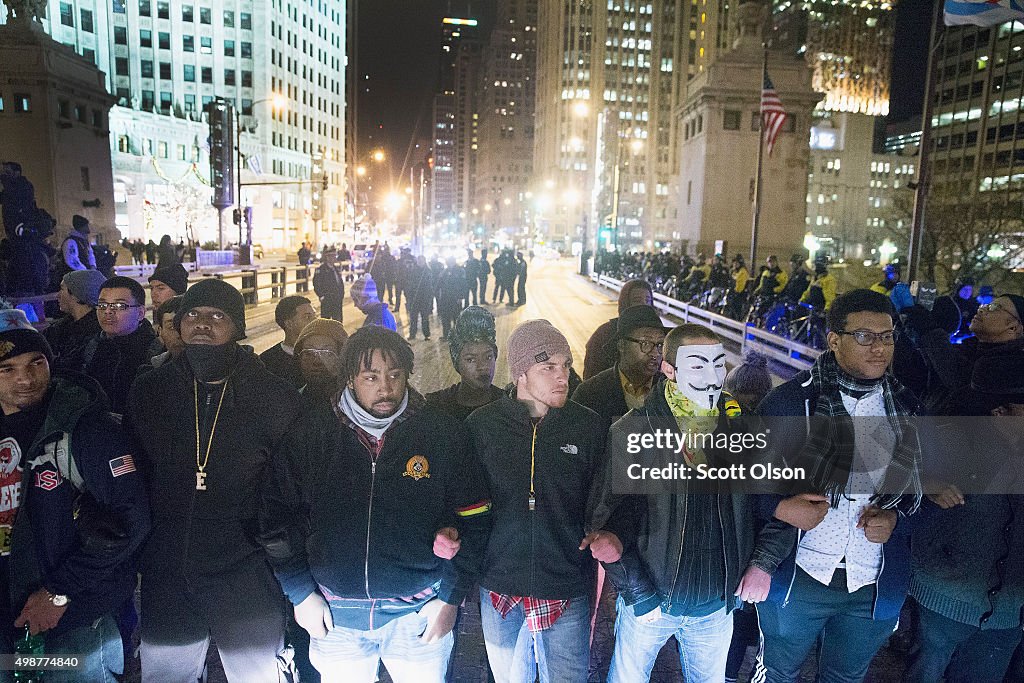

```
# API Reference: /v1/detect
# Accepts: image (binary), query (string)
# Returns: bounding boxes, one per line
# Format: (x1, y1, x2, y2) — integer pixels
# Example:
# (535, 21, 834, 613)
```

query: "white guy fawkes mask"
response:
(675, 344, 727, 410)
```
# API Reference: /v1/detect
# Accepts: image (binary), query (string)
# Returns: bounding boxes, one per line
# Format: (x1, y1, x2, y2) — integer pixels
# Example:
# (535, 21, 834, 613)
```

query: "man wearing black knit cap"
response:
(0, 305, 149, 682)
(148, 262, 189, 309)
(126, 278, 303, 682)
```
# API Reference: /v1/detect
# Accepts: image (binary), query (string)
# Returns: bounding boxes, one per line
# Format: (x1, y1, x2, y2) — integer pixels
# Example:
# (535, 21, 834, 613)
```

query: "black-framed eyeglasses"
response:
(96, 302, 142, 312)
(836, 329, 898, 346)
(623, 337, 664, 354)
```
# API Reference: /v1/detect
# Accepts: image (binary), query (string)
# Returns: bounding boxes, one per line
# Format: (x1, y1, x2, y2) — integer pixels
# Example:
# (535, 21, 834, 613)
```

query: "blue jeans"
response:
(607, 597, 733, 682)
(905, 601, 1022, 683)
(46, 614, 123, 683)
(479, 587, 590, 683)
(755, 568, 899, 683)
(308, 606, 453, 683)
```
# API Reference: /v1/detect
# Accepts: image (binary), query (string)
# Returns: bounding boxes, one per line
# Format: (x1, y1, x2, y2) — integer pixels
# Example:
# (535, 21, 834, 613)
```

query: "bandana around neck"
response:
(338, 386, 408, 439)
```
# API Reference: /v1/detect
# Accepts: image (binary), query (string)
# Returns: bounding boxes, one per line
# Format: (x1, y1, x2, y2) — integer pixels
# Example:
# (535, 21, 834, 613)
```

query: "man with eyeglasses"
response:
(573, 305, 667, 434)
(753, 289, 923, 683)
(897, 287, 1024, 415)
(294, 317, 348, 407)
(69, 276, 156, 414)
(126, 278, 303, 682)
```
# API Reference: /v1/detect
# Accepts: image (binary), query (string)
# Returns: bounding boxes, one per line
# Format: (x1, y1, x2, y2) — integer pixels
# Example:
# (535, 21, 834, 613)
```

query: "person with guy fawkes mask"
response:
(587, 323, 795, 682)
(125, 278, 303, 682)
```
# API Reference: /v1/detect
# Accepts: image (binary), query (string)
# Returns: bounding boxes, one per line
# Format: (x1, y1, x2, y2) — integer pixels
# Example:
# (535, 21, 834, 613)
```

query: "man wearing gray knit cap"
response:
(44, 269, 107, 366)
(465, 319, 607, 683)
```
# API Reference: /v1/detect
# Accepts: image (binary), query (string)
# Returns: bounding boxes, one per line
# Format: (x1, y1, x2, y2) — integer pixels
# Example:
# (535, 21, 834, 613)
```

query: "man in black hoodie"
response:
(71, 276, 156, 414)
(0, 307, 150, 682)
(260, 326, 491, 682)
(126, 278, 302, 682)
(466, 320, 604, 683)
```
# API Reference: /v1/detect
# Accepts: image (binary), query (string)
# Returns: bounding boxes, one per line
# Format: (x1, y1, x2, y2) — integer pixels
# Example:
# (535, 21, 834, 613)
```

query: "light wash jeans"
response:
(607, 596, 733, 683)
(308, 607, 453, 683)
(479, 587, 590, 683)
(47, 614, 123, 683)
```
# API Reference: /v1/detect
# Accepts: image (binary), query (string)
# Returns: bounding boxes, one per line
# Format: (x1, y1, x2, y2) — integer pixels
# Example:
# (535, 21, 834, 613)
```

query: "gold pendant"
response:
(196, 470, 207, 491)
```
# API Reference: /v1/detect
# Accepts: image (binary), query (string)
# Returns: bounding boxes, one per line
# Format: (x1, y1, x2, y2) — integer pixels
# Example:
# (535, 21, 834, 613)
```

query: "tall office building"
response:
(533, 0, 687, 252)
(1, 0, 346, 250)
(772, 0, 893, 116)
(770, 0, 896, 259)
(431, 14, 481, 234)
(920, 21, 1024, 269)
(474, 0, 538, 245)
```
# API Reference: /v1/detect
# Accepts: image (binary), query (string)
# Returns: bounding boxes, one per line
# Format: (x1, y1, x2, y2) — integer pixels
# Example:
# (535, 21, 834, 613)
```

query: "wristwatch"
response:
(47, 592, 69, 607)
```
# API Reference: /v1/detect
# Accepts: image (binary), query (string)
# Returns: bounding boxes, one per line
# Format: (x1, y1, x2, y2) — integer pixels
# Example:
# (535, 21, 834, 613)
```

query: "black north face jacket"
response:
(466, 396, 605, 600)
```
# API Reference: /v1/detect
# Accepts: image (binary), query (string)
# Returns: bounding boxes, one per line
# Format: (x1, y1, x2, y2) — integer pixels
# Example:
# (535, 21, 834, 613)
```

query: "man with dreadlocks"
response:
(426, 306, 504, 422)
(753, 289, 923, 683)
(259, 326, 492, 682)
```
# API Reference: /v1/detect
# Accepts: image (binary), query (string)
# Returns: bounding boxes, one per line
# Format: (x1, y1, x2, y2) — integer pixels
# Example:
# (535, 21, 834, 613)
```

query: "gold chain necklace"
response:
(194, 379, 228, 491)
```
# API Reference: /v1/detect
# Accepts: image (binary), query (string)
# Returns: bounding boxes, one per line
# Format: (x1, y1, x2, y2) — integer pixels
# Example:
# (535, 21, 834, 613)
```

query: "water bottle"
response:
(13, 625, 45, 682)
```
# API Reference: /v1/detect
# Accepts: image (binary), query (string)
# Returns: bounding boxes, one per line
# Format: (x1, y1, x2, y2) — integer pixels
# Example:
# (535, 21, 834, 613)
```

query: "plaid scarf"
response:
(799, 351, 922, 513)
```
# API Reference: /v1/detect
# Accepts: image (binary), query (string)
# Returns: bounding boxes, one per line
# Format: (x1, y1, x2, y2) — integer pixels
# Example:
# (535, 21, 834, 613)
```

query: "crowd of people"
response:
(0, 163, 124, 299)
(595, 249, 998, 356)
(308, 244, 531, 340)
(0, 245, 1021, 683)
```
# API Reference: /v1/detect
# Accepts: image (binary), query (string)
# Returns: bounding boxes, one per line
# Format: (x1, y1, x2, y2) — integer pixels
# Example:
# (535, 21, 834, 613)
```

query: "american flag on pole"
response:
(944, 0, 1024, 26)
(762, 72, 788, 157)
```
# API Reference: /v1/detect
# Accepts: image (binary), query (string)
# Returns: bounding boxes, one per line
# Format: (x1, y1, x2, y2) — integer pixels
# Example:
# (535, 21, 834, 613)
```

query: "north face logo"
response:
(560, 444, 578, 455)
(534, 351, 550, 363)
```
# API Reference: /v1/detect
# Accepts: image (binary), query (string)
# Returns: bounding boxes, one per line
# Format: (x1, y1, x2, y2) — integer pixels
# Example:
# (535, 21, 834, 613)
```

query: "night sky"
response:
(355, 0, 933, 168)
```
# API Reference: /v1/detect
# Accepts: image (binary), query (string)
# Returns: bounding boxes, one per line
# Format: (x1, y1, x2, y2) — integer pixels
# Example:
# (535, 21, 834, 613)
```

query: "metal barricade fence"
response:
(590, 273, 820, 373)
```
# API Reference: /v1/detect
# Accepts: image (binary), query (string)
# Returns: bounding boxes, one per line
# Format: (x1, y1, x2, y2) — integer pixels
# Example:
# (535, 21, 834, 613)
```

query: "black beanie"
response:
(0, 307, 54, 364)
(1005, 294, 1024, 326)
(149, 263, 189, 294)
(174, 278, 246, 340)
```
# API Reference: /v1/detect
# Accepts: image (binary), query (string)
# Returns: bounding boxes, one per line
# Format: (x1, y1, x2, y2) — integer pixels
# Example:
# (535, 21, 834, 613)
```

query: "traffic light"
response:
(205, 99, 235, 209)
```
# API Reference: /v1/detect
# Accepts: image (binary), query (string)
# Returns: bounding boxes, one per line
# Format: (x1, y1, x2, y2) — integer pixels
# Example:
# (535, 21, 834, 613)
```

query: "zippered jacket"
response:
(10, 372, 150, 636)
(465, 396, 605, 600)
(259, 389, 492, 630)
(756, 370, 915, 621)
(594, 380, 796, 617)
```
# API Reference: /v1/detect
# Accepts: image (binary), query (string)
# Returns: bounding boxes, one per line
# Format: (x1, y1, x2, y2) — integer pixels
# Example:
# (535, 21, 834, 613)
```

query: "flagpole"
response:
(751, 46, 768, 266)
(907, 0, 945, 282)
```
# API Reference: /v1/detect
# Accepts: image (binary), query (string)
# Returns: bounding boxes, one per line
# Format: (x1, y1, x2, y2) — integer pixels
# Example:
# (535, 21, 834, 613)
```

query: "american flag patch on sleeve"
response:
(109, 454, 136, 477)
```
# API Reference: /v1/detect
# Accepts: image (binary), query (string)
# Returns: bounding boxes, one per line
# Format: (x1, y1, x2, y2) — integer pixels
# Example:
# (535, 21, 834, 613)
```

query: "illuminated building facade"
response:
(772, 0, 893, 117)
(1, 0, 348, 250)
(431, 15, 480, 233)
(533, 0, 687, 252)
(475, 0, 538, 245)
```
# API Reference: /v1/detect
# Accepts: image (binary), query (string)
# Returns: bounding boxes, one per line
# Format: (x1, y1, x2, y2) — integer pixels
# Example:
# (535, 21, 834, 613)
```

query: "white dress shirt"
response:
(796, 388, 894, 592)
